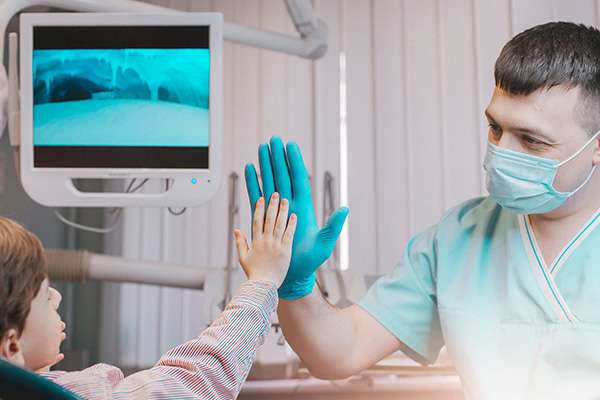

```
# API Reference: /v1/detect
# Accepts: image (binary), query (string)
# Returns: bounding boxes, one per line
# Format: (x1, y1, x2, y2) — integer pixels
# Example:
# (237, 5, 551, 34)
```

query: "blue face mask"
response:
(484, 131, 599, 214)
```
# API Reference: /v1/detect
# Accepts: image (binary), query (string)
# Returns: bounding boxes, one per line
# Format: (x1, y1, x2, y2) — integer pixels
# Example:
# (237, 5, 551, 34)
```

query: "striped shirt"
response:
(41, 280, 278, 399)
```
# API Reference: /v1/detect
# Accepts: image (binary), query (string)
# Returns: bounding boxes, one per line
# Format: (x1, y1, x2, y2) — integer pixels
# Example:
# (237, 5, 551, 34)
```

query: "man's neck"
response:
(528, 180, 600, 265)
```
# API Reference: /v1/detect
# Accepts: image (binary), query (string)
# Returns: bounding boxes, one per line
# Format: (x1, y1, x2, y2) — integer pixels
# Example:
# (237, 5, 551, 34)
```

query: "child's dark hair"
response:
(495, 21, 600, 135)
(0, 217, 47, 339)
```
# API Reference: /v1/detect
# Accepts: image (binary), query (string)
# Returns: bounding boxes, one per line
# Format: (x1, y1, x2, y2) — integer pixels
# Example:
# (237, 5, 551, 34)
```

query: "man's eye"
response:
(488, 124, 501, 136)
(522, 136, 545, 146)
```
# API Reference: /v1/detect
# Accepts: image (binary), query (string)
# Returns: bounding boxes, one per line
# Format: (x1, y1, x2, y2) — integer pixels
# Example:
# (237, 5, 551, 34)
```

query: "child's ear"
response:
(1, 328, 25, 366)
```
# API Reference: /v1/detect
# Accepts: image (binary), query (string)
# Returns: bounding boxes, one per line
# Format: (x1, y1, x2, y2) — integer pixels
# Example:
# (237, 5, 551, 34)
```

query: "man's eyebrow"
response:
(484, 110, 496, 123)
(484, 110, 556, 143)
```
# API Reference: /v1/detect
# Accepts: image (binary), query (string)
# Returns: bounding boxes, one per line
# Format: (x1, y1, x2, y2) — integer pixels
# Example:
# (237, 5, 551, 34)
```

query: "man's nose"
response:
(496, 132, 521, 151)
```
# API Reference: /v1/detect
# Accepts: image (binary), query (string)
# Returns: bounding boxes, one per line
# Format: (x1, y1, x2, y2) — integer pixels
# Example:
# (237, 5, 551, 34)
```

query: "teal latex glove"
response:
(244, 136, 349, 300)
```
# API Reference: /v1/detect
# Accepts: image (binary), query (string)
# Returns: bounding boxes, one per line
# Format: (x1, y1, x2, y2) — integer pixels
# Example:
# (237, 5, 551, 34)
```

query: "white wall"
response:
(100, 0, 600, 368)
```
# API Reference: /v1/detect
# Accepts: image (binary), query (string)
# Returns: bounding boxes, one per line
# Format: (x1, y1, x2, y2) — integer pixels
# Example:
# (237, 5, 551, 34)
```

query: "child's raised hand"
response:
(234, 192, 297, 287)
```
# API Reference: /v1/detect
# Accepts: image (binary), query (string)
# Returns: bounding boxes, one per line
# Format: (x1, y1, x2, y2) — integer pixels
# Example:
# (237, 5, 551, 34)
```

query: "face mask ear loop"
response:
(558, 130, 600, 167)
(568, 165, 598, 195)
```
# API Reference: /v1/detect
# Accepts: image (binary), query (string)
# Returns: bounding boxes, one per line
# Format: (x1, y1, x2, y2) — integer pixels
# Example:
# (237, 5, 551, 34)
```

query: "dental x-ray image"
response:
(33, 48, 210, 148)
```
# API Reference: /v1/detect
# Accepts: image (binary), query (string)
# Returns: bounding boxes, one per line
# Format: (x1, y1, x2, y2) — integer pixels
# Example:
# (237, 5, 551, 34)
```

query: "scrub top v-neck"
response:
(520, 210, 600, 323)
(359, 196, 600, 400)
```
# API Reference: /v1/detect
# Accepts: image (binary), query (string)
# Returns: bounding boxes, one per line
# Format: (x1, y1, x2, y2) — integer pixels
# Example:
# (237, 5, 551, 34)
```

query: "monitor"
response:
(19, 12, 222, 207)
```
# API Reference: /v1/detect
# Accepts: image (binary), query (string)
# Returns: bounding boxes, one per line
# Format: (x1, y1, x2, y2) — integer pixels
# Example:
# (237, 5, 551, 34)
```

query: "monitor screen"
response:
(32, 25, 210, 169)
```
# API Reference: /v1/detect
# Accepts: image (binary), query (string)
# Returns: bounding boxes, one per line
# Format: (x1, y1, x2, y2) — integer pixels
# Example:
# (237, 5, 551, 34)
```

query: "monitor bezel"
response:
(20, 12, 222, 179)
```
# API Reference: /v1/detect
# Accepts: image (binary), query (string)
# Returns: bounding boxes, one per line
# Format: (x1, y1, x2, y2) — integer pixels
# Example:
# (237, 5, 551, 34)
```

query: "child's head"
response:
(0, 217, 64, 371)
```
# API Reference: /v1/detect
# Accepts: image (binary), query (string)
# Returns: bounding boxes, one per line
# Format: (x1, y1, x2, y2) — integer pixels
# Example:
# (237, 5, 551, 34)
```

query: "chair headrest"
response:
(0, 358, 80, 400)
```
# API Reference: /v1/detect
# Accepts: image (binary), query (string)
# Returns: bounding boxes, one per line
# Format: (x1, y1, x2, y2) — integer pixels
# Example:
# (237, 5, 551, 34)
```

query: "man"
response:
(244, 22, 600, 399)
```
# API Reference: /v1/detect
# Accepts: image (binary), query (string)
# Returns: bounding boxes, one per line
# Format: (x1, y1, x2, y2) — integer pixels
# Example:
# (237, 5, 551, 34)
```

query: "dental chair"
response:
(0, 359, 80, 400)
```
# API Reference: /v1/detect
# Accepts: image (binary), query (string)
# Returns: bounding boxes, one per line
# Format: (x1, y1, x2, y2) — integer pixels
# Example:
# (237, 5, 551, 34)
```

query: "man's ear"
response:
(1, 328, 25, 366)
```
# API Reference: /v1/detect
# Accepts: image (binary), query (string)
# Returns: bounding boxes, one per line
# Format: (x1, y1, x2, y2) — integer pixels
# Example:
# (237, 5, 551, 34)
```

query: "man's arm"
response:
(244, 138, 444, 378)
(278, 283, 403, 380)
(244, 137, 403, 379)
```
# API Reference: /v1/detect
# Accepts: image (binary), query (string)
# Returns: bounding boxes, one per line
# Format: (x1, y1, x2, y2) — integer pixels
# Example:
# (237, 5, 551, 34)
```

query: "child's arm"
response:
(147, 279, 278, 399)
(123, 193, 296, 399)
(41, 193, 296, 400)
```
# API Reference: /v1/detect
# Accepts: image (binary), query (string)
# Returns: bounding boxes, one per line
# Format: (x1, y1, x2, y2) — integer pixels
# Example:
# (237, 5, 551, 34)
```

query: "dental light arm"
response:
(0, 0, 327, 70)
(46, 249, 207, 289)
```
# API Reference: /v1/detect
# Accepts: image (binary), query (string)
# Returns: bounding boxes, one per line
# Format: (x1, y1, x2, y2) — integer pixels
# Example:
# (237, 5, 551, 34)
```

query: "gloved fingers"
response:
(282, 213, 298, 247)
(274, 197, 290, 241)
(318, 206, 349, 245)
(269, 136, 293, 201)
(234, 229, 249, 260)
(259, 143, 276, 205)
(264, 192, 280, 236)
(286, 142, 312, 200)
(245, 163, 263, 216)
(252, 197, 266, 239)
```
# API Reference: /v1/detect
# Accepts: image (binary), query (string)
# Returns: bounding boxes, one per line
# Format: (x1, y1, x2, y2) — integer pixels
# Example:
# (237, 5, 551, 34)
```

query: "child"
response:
(0, 192, 296, 399)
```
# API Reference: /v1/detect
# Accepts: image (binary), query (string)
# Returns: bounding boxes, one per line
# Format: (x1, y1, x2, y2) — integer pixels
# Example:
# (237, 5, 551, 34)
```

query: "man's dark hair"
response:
(495, 21, 600, 136)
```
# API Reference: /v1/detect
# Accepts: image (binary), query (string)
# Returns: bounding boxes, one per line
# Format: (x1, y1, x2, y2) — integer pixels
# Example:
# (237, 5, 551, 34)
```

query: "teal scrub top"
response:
(359, 196, 600, 400)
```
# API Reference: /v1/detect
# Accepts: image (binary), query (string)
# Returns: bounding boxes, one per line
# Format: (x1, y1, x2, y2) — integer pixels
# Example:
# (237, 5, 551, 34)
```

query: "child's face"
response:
(18, 279, 66, 370)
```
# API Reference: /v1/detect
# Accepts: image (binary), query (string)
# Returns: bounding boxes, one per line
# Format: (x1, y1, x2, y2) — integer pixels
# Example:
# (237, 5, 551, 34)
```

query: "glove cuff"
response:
(277, 273, 316, 300)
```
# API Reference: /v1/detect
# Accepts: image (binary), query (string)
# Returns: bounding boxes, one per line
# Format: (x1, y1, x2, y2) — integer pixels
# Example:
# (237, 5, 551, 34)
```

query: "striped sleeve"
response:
(116, 279, 278, 399)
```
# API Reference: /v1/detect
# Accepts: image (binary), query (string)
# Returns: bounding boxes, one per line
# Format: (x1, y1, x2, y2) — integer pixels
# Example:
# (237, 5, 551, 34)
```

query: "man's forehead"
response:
(490, 84, 580, 110)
